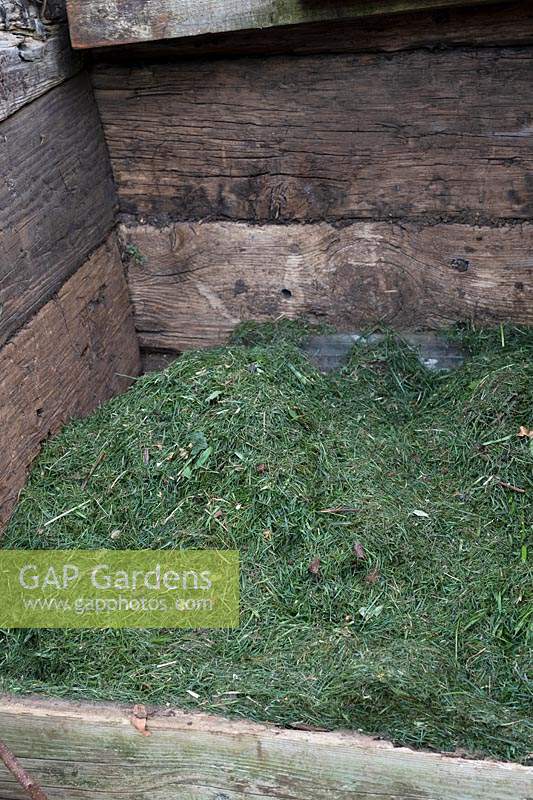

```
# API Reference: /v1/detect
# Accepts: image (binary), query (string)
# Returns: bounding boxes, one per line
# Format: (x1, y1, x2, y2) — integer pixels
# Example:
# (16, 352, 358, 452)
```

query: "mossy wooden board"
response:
(0, 696, 531, 799)
(66, 0, 503, 49)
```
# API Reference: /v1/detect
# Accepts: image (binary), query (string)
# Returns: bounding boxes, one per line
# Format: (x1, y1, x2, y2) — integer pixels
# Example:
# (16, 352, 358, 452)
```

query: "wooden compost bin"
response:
(0, 0, 532, 797)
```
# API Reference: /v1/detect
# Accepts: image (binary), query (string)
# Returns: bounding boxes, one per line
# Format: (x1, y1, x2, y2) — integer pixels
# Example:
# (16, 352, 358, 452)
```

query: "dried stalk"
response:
(0, 738, 49, 800)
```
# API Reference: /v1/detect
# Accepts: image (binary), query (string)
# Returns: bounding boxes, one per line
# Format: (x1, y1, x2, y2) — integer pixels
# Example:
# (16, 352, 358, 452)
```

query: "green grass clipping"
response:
(1, 321, 531, 763)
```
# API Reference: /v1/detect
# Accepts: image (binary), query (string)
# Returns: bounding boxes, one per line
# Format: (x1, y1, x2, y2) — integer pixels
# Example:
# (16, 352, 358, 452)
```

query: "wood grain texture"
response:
(66, 0, 502, 49)
(92, 1, 533, 63)
(0, 233, 140, 530)
(120, 221, 533, 351)
(0, 695, 531, 800)
(0, 0, 67, 31)
(0, 72, 117, 348)
(0, 24, 82, 122)
(93, 48, 533, 224)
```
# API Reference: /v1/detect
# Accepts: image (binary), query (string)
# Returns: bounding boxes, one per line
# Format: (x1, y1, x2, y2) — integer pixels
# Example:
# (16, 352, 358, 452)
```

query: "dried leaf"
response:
(130, 704, 150, 736)
(413, 509, 430, 518)
(518, 426, 533, 439)
(365, 568, 380, 585)
(256, 463, 267, 474)
(308, 557, 321, 577)
(353, 542, 365, 561)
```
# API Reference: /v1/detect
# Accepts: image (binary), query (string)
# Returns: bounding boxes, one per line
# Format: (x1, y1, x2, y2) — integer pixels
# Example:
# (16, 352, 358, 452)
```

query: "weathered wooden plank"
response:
(92, 1, 533, 63)
(66, 0, 503, 50)
(0, 233, 141, 530)
(0, 24, 82, 122)
(0, 0, 67, 30)
(0, 696, 530, 799)
(93, 48, 533, 224)
(0, 72, 117, 348)
(0, 0, 81, 120)
(120, 221, 533, 352)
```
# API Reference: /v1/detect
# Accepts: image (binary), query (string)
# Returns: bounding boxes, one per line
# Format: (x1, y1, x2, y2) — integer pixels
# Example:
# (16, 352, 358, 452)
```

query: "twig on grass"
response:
(496, 479, 526, 494)
(81, 448, 107, 489)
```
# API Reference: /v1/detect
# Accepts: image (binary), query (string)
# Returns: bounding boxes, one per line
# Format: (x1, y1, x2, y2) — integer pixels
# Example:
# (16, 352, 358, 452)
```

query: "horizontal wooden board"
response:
(0, 72, 116, 348)
(93, 47, 533, 223)
(0, 233, 140, 530)
(66, 0, 502, 49)
(92, 2, 533, 62)
(0, 24, 82, 122)
(0, 695, 531, 799)
(120, 221, 533, 351)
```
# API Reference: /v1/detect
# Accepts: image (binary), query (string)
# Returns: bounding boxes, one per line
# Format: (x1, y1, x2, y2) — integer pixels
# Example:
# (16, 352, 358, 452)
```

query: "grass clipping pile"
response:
(1, 322, 532, 763)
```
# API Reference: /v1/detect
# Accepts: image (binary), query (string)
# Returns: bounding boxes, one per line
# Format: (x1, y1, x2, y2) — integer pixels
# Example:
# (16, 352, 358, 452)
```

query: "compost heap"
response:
(1, 322, 532, 763)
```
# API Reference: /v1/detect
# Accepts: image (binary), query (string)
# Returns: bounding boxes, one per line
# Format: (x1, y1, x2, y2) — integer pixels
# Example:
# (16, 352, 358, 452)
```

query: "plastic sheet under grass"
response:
(1, 322, 532, 762)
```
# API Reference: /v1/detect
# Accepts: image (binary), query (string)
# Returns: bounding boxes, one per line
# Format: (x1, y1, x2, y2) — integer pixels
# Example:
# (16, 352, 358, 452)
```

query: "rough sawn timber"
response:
(0, 0, 81, 120)
(0, 233, 141, 530)
(92, 1, 533, 62)
(66, 0, 503, 49)
(121, 221, 533, 352)
(0, 24, 82, 122)
(93, 47, 533, 223)
(0, 695, 531, 799)
(0, 72, 116, 349)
